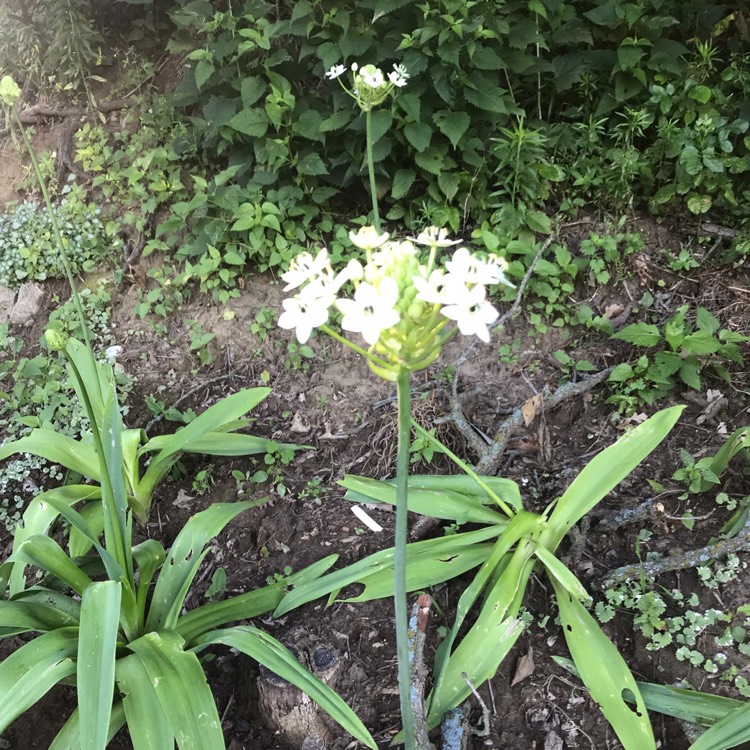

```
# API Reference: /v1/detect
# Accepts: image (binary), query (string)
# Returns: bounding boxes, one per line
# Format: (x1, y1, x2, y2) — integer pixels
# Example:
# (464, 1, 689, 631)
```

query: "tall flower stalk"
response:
(280, 220, 512, 746)
(325, 62, 408, 232)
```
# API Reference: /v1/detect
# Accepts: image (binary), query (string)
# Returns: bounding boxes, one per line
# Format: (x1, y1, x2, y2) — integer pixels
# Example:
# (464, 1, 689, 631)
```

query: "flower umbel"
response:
(279, 226, 513, 379)
(327, 62, 409, 112)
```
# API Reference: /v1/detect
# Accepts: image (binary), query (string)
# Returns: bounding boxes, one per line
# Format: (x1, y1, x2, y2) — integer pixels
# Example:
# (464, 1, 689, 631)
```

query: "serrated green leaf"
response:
(391, 168, 416, 200)
(612, 323, 662, 347)
(415, 145, 446, 175)
(404, 121, 433, 152)
(240, 76, 265, 108)
(438, 171, 460, 201)
(433, 110, 470, 149)
(227, 108, 269, 137)
(297, 152, 328, 175)
(194, 60, 214, 90)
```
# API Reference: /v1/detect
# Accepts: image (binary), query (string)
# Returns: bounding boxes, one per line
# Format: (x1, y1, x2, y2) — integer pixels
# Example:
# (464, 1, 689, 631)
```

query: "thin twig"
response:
(408, 594, 433, 750)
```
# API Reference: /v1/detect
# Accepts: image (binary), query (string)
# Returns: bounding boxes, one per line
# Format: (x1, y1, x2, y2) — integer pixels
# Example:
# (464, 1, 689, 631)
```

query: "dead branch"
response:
(602, 521, 750, 586)
(17, 97, 134, 124)
(408, 594, 434, 750)
(472, 368, 612, 475)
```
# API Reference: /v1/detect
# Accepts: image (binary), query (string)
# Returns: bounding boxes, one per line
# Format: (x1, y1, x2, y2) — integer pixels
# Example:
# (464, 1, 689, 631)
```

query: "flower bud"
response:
(44, 328, 69, 352)
(0, 75, 21, 106)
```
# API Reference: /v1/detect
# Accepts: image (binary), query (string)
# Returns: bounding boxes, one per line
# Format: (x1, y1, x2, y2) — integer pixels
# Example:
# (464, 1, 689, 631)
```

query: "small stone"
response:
(0, 285, 14, 323)
(9, 282, 45, 327)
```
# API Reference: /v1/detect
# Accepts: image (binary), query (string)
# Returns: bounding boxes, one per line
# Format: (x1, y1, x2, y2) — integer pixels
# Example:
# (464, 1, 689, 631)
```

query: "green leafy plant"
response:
(277, 407, 684, 747)
(0, 346, 376, 749)
(608, 305, 748, 413)
(0, 334, 304, 524)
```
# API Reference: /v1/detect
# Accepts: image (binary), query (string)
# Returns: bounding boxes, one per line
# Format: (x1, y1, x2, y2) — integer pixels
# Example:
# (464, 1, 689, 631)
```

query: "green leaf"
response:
(275, 526, 502, 617)
(146, 502, 255, 632)
(11, 536, 93, 596)
(49, 702, 127, 750)
(547, 407, 684, 547)
(695, 307, 720, 334)
(687, 195, 712, 215)
(415, 145, 447, 175)
(553, 580, 656, 749)
(391, 168, 416, 200)
(0, 600, 79, 636)
(534, 545, 589, 601)
(116, 657, 174, 749)
(404, 121, 433, 152)
(78, 582, 122, 750)
(438, 171, 460, 201)
(340, 474, 511, 525)
(0, 430, 100, 482)
(682, 330, 722, 356)
(297, 152, 328, 176)
(433, 110, 470, 149)
(689, 85, 712, 104)
(228, 108, 270, 137)
(612, 323, 662, 347)
(369, 109, 392, 144)
(192, 627, 377, 749)
(240, 76, 265, 108)
(127, 631, 222, 748)
(194, 60, 214, 90)
(0, 628, 78, 733)
(7, 485, 101, 597)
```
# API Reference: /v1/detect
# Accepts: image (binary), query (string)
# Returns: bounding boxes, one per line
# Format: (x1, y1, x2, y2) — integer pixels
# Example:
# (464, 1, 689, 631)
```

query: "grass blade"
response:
(192, 626, 377, 749)
(78, 582, 122, 750)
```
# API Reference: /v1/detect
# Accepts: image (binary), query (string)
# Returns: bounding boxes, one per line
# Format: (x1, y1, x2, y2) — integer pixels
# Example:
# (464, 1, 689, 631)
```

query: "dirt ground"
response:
(1, 125, 750, 750)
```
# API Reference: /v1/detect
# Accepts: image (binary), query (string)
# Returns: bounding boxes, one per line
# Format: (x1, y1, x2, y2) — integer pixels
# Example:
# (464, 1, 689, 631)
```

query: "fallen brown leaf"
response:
(511, 646, 535, 686)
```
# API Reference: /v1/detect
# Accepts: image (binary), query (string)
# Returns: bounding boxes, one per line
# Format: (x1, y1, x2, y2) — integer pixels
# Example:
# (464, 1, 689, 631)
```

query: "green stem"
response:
(319, 324, 393, 369)
(365, 109, 381, 232)
(395, 368, 419, 749)
(14, 110, 93, 353)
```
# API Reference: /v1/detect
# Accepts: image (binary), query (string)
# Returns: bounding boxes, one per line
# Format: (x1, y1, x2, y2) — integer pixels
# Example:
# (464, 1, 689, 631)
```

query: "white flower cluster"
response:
(325, 62, 409, 112)
(279, 227, 513, 371)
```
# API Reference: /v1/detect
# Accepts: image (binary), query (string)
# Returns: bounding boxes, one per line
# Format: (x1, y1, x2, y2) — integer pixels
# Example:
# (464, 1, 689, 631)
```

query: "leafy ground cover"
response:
(0, 1, 749, 748)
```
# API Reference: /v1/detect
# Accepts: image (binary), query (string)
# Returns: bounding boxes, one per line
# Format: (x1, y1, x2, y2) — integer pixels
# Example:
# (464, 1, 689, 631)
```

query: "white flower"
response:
(337, 278, 400, 345)
(440, 284, 499, 343)
(349, 226, 390, 251)
(388, 65, 409, 87)
(362, 67, 385, 89)
(281, 248, 329, 291)
(325, 64, 346, 80)
(278, 293, 330, 343)
(351, 62, 359, 72)
(413, 270, 465, 305)
(372, 239, 416, 268)
(445, 247, 506, 287)
(412, 226, 462, 248)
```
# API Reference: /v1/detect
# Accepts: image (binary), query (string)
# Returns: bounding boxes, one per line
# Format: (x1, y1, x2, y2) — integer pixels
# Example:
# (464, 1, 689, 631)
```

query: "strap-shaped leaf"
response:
(116, 656, 174, 750)
(141, 433, 303, 457)
(11, 536, 93, 596)
(192, 627, 377, 749)
(175, 555, 339, 643)
(0, 600, 79, 636)
(69, 501, 105, 558)
(146, 501, 256, 632)
(0, 430, 100, 481)
(133, 540, 166, 626)
(5, 485, 100, 597)
(552, 578, 656, 749)
(141, 388, 271, 462)
(65, 337, 112, 431)
(78, 582, 122, 750)
(547, 405, 684, 547)
(534, 544, 590, 601)
(0, 628, 79, 732)
(427, 541, 535, 727)
(340, 474, 509, 525)
(127, 631, 223, 749)
(555, 658, 744, 728)
(688, 704, 750, 750)
(274, 525, 503, 617)
(49, 701, 127, 750)
(121, 428, 146, 493)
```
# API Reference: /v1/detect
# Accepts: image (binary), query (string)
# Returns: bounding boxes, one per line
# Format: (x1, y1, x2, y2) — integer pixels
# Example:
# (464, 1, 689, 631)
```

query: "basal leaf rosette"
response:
(279, 226, 513, 381)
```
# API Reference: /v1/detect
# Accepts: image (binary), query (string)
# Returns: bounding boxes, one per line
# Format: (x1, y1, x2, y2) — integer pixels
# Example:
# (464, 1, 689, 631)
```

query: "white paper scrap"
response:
(351, 505, 383, 532)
